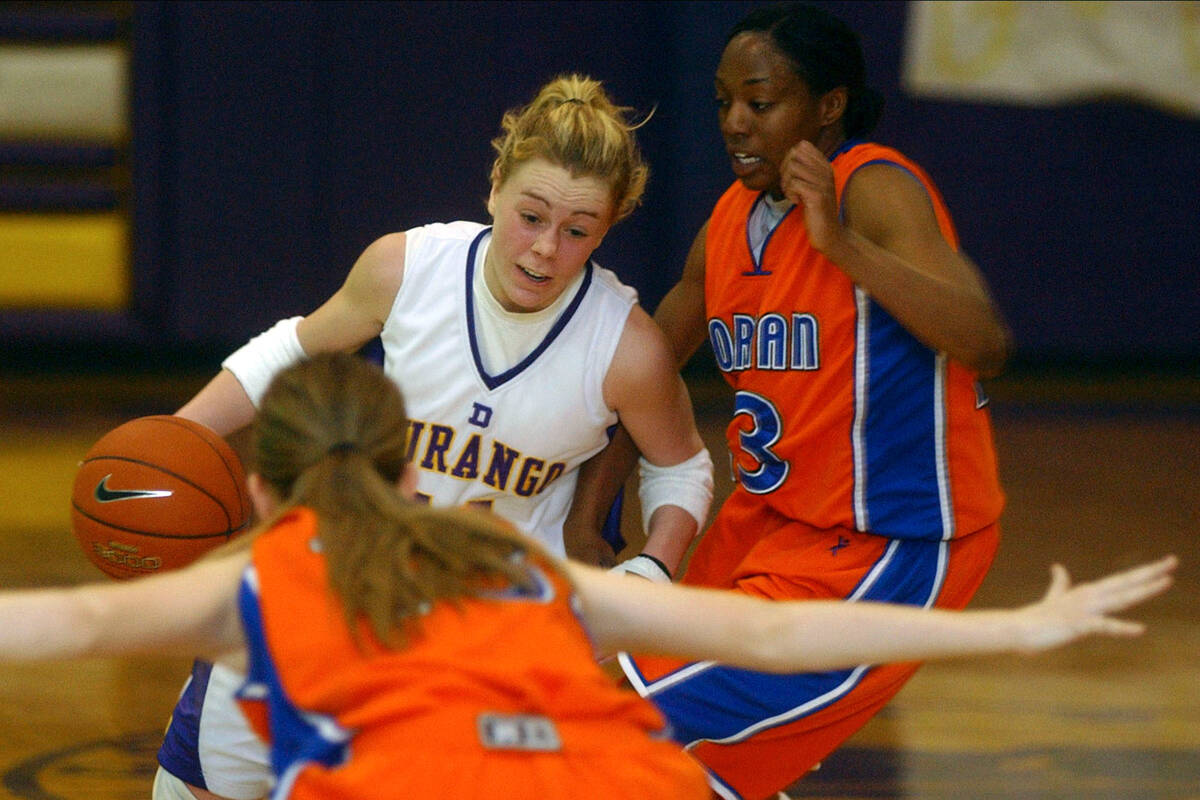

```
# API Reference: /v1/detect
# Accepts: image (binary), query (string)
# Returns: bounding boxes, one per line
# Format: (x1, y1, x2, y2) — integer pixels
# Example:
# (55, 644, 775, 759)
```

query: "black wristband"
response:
(636, 552, 672, 580)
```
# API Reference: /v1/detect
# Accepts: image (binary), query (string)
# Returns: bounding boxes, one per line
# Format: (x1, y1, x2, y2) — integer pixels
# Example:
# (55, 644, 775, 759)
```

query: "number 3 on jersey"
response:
(732, 390, 789, 494)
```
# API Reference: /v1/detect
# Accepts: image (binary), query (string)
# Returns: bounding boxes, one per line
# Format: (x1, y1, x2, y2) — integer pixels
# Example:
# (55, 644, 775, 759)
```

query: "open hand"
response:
(1018, 555, 1177, 652)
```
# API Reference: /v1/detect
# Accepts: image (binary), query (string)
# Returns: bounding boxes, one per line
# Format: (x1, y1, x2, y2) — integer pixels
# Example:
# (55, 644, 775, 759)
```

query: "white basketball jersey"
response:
(380, 221, 636, 556)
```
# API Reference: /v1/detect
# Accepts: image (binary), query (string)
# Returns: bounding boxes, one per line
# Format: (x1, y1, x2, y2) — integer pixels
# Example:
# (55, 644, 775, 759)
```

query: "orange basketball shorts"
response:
(619, 489, 1000, 800)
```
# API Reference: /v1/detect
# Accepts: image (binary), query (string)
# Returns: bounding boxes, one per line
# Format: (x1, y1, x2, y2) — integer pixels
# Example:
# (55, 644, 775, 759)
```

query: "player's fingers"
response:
(1085, 556, 1177, 611)
(790, 139, 823, 161)
(1107, 555, 1177, 586)
(1087, 617, 1146, 638)
(1044, 563, 1071, 600)
(1096, 573, 1174, 614)
(785, 143, 832, 178)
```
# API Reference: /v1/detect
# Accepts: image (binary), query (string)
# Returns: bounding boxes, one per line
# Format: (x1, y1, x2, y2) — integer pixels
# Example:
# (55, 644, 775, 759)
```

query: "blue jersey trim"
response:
(742, 195, 797, 276)
(600, 423, 627, 554)
(862, 300, 950, 538)
(832, 142, 927, 225)
(464, 226, 594, 391)
(829, 138, 864, 161)
(835, 146, 954, 540)
(238, 565, 352, 796)
(156, 659, 214, 788)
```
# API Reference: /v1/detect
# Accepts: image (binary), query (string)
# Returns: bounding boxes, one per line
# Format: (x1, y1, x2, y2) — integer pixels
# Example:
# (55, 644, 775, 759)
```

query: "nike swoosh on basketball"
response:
(93, 474, 174, 503)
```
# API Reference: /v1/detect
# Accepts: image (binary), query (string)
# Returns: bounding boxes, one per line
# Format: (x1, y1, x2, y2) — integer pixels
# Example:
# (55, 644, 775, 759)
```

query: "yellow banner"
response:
(0, 213, 129, 310)
(902, 1, 1200, 116)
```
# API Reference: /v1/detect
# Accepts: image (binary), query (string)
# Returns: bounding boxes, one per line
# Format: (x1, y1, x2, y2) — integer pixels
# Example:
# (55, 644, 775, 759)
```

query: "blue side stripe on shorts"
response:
(705, 764, 747, 800)
(633, 538, 948, 746)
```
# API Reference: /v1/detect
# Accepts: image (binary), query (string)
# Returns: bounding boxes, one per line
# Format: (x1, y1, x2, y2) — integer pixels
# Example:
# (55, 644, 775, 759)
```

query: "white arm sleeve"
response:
(610, 553, 672, 583)
(637, 447, 714, 534)
(220, 316, 306, 407)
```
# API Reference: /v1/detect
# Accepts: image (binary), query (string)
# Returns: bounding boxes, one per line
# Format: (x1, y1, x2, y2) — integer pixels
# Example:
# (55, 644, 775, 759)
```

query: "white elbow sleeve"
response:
(220, 316, 306, 407)
(610, 553, 673, 583)
(637, 447, 714, 534)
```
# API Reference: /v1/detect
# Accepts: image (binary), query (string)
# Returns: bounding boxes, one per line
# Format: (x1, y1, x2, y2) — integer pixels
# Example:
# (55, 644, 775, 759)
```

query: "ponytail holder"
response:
(327, 441, 358, 455)
(563, 97, 585, 106)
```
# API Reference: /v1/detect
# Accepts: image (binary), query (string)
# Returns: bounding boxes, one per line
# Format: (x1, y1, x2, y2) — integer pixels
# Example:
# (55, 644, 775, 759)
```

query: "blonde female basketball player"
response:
(0, 353, 1177, 800)
(156, 75, 715, 800)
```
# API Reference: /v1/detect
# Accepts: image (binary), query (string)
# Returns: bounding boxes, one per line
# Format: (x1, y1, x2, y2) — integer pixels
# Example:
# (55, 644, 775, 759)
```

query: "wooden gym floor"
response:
(0, 363, 1195, 799)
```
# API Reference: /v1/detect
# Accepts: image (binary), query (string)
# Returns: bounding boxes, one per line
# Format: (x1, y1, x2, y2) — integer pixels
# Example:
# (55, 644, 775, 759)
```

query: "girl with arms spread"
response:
(0, 353, 1175, 799)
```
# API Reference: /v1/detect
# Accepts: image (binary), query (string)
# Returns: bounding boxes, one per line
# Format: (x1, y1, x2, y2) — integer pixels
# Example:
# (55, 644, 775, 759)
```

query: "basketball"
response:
(71, 415, 252, 580)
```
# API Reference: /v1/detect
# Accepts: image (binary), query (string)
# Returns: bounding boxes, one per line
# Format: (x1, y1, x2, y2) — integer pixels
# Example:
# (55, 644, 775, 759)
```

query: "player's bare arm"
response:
(782, 140, 1011, 377)
(177, 233, 408, 434)
(561, 452, 624, 568)
(568, 555, 1176, 671)
(562, 224, 712, 569)
(0, 553, 247, 662)
(652, 221, 711, 368)
(295, 231, 407, 353)
(601, 305, 711, 577)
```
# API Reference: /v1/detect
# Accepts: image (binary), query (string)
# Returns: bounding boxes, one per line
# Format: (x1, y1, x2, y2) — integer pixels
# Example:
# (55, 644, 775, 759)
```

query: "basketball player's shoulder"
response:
(585, 261, 638, 308)
(396, 221, 486, 278)
(408, 220, 487, 249)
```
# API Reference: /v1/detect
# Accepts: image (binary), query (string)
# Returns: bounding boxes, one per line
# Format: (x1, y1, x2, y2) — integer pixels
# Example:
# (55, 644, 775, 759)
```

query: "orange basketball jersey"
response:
(236, 507, 706, 799)
(704, 141, 1004, 540)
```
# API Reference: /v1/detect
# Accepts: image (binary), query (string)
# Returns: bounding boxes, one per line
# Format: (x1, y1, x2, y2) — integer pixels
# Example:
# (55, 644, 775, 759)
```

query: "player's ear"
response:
(818, 86, 848, 128)
(486, 165, 503, 218)
(247, 473, 280, 519)
(397, 463, 419, 500)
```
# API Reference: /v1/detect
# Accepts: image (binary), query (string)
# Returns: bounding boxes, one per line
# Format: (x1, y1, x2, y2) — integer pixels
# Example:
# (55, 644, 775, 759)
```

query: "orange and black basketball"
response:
(71, 415, 252, 579)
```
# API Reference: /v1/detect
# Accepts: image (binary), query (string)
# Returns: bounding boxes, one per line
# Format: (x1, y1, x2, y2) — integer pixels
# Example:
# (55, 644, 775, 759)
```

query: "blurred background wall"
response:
(1, 0, 1197, 371)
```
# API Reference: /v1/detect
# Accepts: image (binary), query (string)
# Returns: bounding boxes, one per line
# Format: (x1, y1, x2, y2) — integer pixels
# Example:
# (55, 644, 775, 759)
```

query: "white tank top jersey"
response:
(380, 221, 637, 556)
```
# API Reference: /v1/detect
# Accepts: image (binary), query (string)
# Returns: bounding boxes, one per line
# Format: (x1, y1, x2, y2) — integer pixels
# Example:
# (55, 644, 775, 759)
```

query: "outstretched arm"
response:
(0, 553, 248, 662)
(567, 555, 1177, 672)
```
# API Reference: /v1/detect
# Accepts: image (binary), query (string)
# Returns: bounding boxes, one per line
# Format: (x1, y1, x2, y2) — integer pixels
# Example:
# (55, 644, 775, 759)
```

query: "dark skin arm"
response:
(781, 140, 1012, 377)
